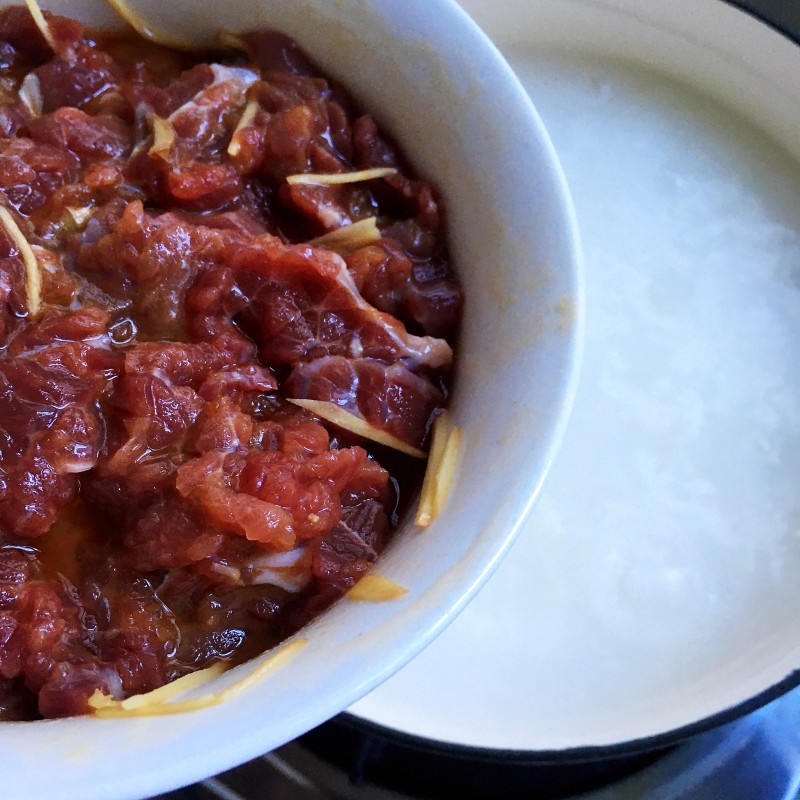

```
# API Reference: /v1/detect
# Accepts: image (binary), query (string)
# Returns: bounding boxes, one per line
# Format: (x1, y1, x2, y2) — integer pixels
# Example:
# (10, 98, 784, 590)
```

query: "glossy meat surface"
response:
(0, 5, 461, 719)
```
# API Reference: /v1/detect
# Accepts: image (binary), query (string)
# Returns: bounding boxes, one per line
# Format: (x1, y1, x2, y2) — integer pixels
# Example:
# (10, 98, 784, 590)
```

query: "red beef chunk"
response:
(0, 308, 117, 539)
(72, 201, 246, 339)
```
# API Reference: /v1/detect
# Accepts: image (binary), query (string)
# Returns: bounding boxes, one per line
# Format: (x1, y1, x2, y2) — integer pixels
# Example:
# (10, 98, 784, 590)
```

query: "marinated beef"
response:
(0, 4, 461, 720)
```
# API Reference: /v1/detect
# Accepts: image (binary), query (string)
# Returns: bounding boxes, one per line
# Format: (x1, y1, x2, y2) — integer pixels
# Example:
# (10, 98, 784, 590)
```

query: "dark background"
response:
(732, 0, 800, 39)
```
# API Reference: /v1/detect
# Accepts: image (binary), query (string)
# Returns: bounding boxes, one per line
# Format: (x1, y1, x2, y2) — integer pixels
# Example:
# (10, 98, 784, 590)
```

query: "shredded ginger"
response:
(0, 206, 41, 316)
(349, 573, 408, 602)
(287, 167, 397, 186)
(89, 639, 307, 717)
(415, 411, 461, 527)
(227, 99, 259, 157)
(25, 0, 56, 51)
(287, 398, 426, 458)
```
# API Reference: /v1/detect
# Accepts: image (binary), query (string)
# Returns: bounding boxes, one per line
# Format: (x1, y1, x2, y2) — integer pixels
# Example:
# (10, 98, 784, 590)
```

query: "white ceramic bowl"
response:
(0, 1, 582, 798)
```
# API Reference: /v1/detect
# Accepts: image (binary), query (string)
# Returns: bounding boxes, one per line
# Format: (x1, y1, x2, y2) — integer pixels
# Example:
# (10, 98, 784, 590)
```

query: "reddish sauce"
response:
(0, 5, 461, 719)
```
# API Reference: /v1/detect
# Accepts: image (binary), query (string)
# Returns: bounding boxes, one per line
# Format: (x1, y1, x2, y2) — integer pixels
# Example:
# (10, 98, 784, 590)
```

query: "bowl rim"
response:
(339, 660, 800, 762)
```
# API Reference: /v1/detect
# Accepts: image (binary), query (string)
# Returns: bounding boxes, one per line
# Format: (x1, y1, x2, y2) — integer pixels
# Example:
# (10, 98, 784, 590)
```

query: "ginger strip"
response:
(310, 217, 382, 255)
(415, 411, 461, 527)
(25, 0, 56, 51)
(89, 639, 307, 718)
(349, 573, 408, 602)
(0, 206, 41, 316)
(149, 114, 175, 157)
(287, 167, 397, 186)
(227, 98, 259, 157)
(287, 398, 426, 458)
